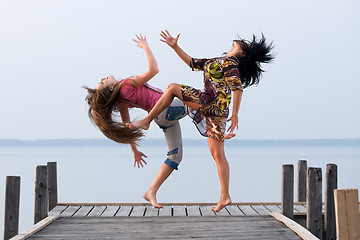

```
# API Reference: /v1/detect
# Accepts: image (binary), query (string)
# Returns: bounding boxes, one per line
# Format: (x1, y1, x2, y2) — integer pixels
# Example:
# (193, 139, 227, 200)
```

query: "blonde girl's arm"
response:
(130, 34, 159, 88)
(160, 30, 192, 67)
(118, 105, 148, 167)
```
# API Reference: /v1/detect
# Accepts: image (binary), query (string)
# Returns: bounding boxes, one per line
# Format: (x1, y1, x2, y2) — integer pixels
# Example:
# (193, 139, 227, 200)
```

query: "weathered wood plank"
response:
(199, 205, 216, 217)
(34, 166, 48, 224)
(49, 205, 67, 215)
(87, 206, 106, 217)
(293, 204, 307, 213)
(297, 160, 307, 202)
(225, 205, 244, 216)
(271, 212, 319, 240)
(100, 206, 119, 217)
(47, 162, 58, 212)
(73, 206, 94, 217)
(325, 164, 337, 240)
(144, 206, 159, 217)
(115, 205, 133, 217)
(251, 205, 271, 215)
(238, 205, 259, 216)
(158, 205, 172, 216)
(215, 207, 230, 216)
(60, 206, 81, 217)
(25, 216, 302, 240)
(307, 167, 323, 239)
(186, 205, 201, 216)
(334, 189, 360, 240)
(282, 164, 294, 219)
(172, 205, 186, 216)
(4, 176, 21, 240)
(130, 205, 146, 217)
(264, 205, 281, 213)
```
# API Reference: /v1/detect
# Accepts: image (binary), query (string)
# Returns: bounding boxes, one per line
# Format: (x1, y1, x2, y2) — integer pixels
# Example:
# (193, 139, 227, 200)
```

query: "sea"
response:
(0, 138, 359, 236)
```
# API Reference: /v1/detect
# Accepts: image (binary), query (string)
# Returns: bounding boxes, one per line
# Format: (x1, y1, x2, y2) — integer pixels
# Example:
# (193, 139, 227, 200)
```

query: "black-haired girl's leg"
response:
(127, 83, 199, 130)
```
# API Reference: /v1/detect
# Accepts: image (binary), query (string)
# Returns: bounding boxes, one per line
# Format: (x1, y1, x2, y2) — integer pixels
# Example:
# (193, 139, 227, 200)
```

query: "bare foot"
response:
(224, 133, 236, 140)
(211, 197, 232, 212)
(143, 191, 163, 208)
(126, 119, 150, 130)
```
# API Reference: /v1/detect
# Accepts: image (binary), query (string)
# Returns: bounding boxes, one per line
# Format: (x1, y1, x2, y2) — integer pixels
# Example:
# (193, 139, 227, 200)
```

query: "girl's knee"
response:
(167, 83, 179, 92)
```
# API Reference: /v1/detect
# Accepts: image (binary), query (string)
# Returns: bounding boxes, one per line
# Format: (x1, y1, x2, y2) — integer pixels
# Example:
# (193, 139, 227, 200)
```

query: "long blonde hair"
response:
(83, 83, 144, 144)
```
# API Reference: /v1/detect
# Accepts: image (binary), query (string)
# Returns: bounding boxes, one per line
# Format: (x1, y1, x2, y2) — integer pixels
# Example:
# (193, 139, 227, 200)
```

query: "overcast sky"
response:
(1, 0, 359, 140)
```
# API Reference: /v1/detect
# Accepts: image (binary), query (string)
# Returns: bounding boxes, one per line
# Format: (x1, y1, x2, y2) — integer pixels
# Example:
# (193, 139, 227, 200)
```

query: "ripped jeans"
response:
(154, 99, 188, 170)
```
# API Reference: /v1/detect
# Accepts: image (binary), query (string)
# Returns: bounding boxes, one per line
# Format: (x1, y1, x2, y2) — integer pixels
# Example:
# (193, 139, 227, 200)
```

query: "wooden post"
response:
(281, 164, 294, 219)
(47, 162, 58, 211)
(3, 176, 21, 240)
(325, 164, 337, 240)
(297, 160, 307, 202)
(307, 167, 323, 240)
(34, 165, 48, 224)
(334, 189, 360, 240)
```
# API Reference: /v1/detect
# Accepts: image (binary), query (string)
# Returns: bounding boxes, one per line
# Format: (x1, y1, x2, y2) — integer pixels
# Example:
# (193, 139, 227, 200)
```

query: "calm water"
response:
(1, 141, 359, 236)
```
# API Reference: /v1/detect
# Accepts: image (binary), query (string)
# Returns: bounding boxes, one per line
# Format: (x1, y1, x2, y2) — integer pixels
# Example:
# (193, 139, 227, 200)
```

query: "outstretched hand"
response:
(133, 34, 149, 49)
(160, 30, 180, 48)
(133, 150, 148, 168)
(225, 115, 238, 140)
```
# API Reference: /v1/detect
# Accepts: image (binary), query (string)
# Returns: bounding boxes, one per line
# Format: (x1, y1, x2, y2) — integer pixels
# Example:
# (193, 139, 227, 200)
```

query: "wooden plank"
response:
(22, 216, 303, 239)
(297, 160, 307, 202)
(115, 205, 133, 217)
(47, 162, 58, 211)
(264, 205, 281, 213)
(186, 205, 201, 216)
(4, 176, 21, 240)
(158, 205, 172, 216)
(293, 204, 307, 213)
(199, 205, 216, 217)
(73, 205, 94, 217)
(144, 206, 159, 217)
(251, 205, 271, 216)
(34, 165, 48, 224)
(325, 164, 337, 240)
(215, 207, 230, 216)
(9, 214, 60, 240)
(271, 212, 319, 240)
(87, 205, 106, 217)
(238, 205, 259, 216)
(173, 205, 186, 216)
(101, 206, 119, 217)
(334, 189, 360, 240)
(49, 205, 68, 215)
(282, 164, 294, 219)
(130, 205, 146, 217)
(307, 167, 323, 239)
(225, 205, 244, 216)
(60, 205, 81, 217)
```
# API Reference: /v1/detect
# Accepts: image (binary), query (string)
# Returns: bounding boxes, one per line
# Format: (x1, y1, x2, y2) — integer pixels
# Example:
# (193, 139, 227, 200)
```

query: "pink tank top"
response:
(117, 78, 163, 112)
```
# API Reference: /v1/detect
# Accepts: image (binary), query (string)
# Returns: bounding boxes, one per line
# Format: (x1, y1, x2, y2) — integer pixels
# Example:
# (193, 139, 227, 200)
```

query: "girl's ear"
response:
(109, 85, 114, 91)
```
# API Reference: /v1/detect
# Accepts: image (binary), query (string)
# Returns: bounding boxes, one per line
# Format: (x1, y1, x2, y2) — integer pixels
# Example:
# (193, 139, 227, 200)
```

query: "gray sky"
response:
(1, 0, 359, 140)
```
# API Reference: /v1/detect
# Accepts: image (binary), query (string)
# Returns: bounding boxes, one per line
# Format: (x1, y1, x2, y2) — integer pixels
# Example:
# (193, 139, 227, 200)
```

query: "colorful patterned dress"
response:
(181, 56, 243, 142)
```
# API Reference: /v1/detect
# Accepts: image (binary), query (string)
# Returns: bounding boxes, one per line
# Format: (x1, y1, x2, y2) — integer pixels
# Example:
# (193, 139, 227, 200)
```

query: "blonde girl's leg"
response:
(143, 163, 174, 208)
(144, 118, 183, 208)
(207, 137, 232, 212)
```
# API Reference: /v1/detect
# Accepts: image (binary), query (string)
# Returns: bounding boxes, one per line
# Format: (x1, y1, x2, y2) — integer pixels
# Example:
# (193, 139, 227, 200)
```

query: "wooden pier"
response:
(11, 203, 317, 240)
(5, 160, 360, 240)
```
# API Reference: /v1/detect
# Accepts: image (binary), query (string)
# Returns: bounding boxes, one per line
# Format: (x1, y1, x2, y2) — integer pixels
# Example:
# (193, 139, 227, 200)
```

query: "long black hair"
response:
(234, 34, 275, 88)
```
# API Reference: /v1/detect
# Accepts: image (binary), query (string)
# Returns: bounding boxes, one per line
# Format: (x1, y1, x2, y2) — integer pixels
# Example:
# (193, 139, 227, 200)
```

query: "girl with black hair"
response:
(128, 30, 274, 212)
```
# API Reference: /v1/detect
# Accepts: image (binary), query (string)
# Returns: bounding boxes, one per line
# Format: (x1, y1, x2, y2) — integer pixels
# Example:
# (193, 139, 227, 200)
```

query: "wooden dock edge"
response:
(9, 214, 60, 240)
(56, 202, 307, 206)
(270, 212, 319, 240)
